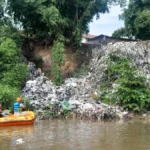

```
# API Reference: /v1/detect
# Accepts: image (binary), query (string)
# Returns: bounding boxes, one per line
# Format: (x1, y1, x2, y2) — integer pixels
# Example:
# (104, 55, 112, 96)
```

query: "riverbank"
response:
(22, 67, 129, 121)
(22, 41, 150, 121)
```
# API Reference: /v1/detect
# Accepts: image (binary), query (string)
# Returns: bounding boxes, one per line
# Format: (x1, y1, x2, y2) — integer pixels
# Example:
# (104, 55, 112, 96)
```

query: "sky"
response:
(89, 5, 124, 36)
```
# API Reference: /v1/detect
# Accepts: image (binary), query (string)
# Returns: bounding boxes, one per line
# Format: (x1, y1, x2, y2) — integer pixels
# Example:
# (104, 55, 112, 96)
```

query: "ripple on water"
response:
(1, 119, 150, 150)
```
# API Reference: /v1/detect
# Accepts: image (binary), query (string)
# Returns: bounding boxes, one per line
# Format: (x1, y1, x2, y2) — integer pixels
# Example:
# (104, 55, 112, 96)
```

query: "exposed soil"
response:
(22, 39, 92, 79)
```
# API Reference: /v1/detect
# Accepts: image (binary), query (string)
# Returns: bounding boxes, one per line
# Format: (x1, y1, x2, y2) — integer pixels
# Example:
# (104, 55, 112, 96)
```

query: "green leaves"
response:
(42, 6, 61, 27)
(0, 25, 29, 108)
(1, 64, 28, 88)
(102, 51, 150, 112)
(7, 0, 126, 45)
(112, 0, 150, 40)
(134, 10, 150, 40)
(112, 28, 129, 38)
(51, 39, 64, 85)
(51, 39, 64, 65)
(0, 38, 19, 73)
(51, 64, 64, 86)
(0, 84, 20, 109)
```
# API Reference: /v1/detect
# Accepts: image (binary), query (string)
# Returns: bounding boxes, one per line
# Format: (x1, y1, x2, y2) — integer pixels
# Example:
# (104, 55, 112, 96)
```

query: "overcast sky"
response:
(89, 5, 124, 36)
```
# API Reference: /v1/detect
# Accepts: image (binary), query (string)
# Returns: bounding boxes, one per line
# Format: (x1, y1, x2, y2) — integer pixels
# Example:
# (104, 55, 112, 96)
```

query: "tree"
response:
(6, 0, 126, 85)
(0, 1, 29, 108)
(112, 27, 127, 38)
(7, 0, 126, 44)
(112, 0, 150, 40)
(0, 0, 4, 23)
(0, 25, 28, 108)
(134, 10, 150, 40)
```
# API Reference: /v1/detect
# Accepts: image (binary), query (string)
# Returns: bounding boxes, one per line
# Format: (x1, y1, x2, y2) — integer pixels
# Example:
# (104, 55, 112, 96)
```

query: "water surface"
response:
(0, 119, 150, 150)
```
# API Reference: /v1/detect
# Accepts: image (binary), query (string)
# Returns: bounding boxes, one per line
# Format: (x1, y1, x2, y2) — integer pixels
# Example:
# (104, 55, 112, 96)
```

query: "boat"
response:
(0, 111, 35, 127)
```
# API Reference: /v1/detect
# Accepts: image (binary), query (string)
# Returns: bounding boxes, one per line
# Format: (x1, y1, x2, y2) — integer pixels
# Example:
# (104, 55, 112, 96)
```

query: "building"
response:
(82, 34, 97, 43)
(82, 34, 135, 45)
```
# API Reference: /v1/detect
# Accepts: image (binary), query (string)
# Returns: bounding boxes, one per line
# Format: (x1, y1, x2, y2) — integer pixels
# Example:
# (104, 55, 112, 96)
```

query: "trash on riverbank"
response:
(22, 65, 129, 120)
(22, 40, 150, 121)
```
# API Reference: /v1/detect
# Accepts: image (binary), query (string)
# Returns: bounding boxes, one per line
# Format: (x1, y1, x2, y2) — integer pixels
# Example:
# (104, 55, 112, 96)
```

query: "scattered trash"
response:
(22, 41, 150, 120)
(61, 99, 75, 111)
(16, 138, 25, 145)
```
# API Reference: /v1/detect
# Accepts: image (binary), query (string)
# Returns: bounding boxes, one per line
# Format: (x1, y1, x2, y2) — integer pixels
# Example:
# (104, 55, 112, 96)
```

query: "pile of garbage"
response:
(22, 62, 129, 120)
(90, 41, 150, 85)
(24, 40, 150, 120)
(22, 74, 128, 120)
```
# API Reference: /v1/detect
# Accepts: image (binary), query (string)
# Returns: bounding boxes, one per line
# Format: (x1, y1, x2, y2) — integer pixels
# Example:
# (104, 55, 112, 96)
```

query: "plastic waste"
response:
(61, 99, 75, 110)
(16, 138, 25, 144)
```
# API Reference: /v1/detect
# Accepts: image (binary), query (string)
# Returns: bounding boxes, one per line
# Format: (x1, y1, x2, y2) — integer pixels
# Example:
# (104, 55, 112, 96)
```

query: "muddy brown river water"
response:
(0, 119, 150, 150)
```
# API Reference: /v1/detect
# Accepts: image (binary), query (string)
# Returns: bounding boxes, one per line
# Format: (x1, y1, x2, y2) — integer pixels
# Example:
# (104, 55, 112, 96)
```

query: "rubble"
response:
(22, 41, 150, 120)
(22, 70, 126, 120)
(90, 41, 150, 85)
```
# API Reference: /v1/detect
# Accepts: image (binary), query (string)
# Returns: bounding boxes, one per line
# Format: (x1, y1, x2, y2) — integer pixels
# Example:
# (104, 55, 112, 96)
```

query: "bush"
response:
(101, 52, 150, 112)
(51, 39, 64, 85)
(51, 64, 64, 86)
(1, 64, 28, 88)
(0, 84, 20, 109)
(0, 25, 23, 48)
(0, 28, 29, 110)
(0, 38, 19, 73)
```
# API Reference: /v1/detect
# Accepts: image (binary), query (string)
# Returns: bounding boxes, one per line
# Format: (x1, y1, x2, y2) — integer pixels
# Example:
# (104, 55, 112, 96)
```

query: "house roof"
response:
(88, 34, 136, 41)
(82, 34, 97, 39)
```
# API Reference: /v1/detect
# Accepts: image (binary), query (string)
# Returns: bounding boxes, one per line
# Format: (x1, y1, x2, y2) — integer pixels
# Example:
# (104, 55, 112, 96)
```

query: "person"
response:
(14, 98, 22, 114)
(0, 104, 3, 117)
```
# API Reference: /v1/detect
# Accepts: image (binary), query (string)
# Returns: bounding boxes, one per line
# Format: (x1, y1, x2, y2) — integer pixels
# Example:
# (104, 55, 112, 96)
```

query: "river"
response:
(0, 119, 150, 150)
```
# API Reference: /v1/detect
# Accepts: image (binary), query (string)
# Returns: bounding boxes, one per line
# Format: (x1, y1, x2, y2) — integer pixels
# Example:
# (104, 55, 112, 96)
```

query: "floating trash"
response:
(16, 138, 25, 145)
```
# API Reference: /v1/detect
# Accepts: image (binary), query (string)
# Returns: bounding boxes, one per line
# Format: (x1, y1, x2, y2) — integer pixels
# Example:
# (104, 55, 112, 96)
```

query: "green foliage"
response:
(134, 10, 150, 40)
(1, 64, 28, 88)
(51, 64, 64, 86)
(101, 51, 150, 112)
(72, 66, 90, 78)
(0, 26, 29, 109)
(0, 25, 23, 47)
(0, 2, 30, 110)
(112, 0, 150, 40)
(7, 0, 126, 45)
(51, 39, 64, 85)
(0, 84, 20, 109)
(72, 27, 82, 47)
(22, 97, 34, 111)
(44, 110, 53, 117)
(51, 39, 64, 65)
(0, 0, 8, 25)
(0, 38, 28, 88)
(34, 56, 43, 68)
(112, 27, 128, 38)
(62, 109, 70, 116)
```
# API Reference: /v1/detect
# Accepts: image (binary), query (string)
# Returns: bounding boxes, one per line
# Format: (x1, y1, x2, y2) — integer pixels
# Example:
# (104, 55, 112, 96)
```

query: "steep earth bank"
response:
(22, 39, 92, 78)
